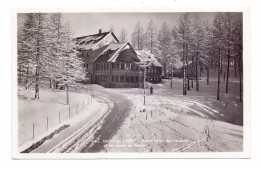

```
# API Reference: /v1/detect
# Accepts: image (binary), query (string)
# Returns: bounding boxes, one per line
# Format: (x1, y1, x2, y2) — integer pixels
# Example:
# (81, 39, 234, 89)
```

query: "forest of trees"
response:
(17, 12, 243, 102)
(130, 12, 243, 101)
(17, 13, 86, 104)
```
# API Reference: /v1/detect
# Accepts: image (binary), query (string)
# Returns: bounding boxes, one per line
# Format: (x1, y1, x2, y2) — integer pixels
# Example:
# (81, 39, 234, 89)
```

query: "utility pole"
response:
(66, 84, 69, 105)
(143, 66, 146, 105)
(171, 65, 173, 89)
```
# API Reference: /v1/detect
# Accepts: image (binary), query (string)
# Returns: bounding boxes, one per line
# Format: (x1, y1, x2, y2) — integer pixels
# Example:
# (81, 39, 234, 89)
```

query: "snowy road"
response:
(44, 89, 132, 153)
(80, 90, 132, 152)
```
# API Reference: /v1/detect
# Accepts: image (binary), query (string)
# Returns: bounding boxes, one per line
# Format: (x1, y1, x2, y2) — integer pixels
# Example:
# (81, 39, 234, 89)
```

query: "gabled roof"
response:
(94, 42, 136, 62)
(135, 50, 163, 67)
(75, 31, 119, 50)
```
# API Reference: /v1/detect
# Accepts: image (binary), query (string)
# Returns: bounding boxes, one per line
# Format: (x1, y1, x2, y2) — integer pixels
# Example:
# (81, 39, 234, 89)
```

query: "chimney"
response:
(99, 29, 102, 34)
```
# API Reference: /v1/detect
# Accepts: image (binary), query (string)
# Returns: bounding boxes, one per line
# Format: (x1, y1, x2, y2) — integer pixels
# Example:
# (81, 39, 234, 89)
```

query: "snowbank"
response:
(18, 88, 106, 152)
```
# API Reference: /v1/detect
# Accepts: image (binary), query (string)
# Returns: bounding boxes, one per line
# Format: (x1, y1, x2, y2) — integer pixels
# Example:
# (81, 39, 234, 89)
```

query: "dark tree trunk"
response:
(53, 78, 56, 91)
(211, 51, 215, 70)
(19, 65, 22, 84)
(163, 62, 167, 78)
(217, 48, 221, 100)
(186, 44, 190, 91)
(200, 63, 202, 77)
(35, 66, 39, 99)
(191, 55, 194, 88)
(206, 67, 209, 85)
(234, 59, 237, 78)
(25, 67, 29, 89)
(225, 49, 230, 93)
(239, 56, 242, 102)
(238, 40, 243, 102)
(220, 52, 223, 75)
(35, 15, 41, 100)
(196, 51, 199, 92)
(183, 42, 186, 95)
(171, 65, 173, 89)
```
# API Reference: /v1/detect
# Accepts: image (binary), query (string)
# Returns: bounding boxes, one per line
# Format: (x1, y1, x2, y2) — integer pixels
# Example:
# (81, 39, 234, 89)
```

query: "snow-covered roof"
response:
(94, 42, 128, 62)
(75, 31, 118, 50)
(135, 50, 163, 67)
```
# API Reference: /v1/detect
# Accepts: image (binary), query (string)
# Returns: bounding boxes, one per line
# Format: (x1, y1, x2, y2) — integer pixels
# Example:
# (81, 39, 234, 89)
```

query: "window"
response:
(120, 76, 125, 82)
(136, 76, 139, 82)
(131, 63, 135, 70)
(112, 63, 115, 70)
(126, 63, 130, 70)
(115, 76, 119, 82)
(121, 63, 125, 70)
(84, 52, 89, 57)
(136, 65, 140, 71)
(130, 76, 134, 83)
(126, 76, 129, 82)
(115, 63, 119, 70)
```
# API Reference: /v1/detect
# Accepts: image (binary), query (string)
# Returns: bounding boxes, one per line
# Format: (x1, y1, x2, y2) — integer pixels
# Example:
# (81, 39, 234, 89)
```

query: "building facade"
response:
(76, 30, 162, 88)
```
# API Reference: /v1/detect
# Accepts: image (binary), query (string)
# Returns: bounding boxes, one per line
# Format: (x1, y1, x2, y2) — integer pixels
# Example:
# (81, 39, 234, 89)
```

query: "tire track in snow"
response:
(81, 91, 132, 152)
(171, 120, 213, 152)
(48, 94, 113, 153)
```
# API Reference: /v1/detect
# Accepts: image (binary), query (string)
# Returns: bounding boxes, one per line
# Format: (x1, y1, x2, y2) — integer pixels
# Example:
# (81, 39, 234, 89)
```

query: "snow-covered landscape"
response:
(15, 12, 245, 155)
(103, 71, 243, 152)
(16, 69, 243, 153)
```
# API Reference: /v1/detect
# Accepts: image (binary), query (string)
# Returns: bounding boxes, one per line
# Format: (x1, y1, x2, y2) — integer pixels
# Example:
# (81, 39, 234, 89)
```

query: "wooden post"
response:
(66, 84, 69, 105)
(46, 117, 48, 131)
(69, 106, 70, 118)
(32, 123, 35, 139)
(59, 112, 61, 123)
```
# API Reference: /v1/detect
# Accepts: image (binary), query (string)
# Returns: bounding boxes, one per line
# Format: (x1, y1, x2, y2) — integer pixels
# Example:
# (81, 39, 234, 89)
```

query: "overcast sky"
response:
(18, 12, 225, 42)
(62, 12, 217, 41)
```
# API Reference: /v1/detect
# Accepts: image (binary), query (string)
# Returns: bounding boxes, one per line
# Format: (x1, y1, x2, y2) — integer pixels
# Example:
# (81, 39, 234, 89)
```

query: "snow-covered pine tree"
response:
(222, 12, 236, 93)
(204, 21, 213, 85)
(191, 15, 202, 92)
(158, 22, 172, 78)
(18, 13, 85, 103)
(172, 13, 192, 95)
(212, 13, 225, 100)
(145, 20, 158, 54)
(232, 17, 243, 101)
(18, 14, 35, 87)
(132, 21, 145, 50)
(120, 28, 127, 42)
(18, 13, 50, 99)
(46, 13, 85, 104)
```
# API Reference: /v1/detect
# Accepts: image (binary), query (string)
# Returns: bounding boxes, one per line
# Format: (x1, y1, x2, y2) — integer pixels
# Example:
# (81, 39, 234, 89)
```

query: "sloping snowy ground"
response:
(18, 87, 103, 151)
(103, 70, 243, 152)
